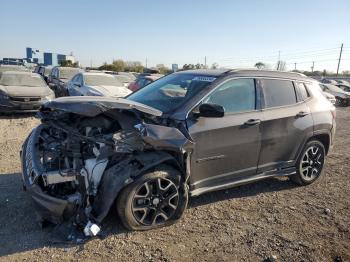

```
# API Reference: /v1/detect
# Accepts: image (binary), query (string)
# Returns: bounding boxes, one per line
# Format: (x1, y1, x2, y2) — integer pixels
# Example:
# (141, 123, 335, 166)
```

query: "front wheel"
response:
(291, 140, 326, 185)
(116, 165, 188, 231)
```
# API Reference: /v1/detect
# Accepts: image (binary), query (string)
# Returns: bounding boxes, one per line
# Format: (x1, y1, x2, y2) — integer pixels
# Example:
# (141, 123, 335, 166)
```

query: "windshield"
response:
(127, 73, 216, 113)
(60, 68, 81, 79)
(85, 75, 124, 86)
(0, 73, 47, 87)
(44, 68, 52, 77)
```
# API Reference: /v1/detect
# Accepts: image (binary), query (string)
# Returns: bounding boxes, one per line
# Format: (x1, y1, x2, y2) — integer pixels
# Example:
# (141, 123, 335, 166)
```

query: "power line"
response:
(216, 47, 340, 62)
(218, 50, 340, 63)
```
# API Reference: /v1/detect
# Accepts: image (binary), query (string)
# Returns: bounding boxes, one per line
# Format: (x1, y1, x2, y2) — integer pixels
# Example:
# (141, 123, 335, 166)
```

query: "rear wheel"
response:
(291, 140, 326, 185)
(116, 165, 188, 231)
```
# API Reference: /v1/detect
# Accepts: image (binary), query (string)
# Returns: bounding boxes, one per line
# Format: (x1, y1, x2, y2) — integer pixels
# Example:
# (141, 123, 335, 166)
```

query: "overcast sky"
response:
(1, 0, 350, 72)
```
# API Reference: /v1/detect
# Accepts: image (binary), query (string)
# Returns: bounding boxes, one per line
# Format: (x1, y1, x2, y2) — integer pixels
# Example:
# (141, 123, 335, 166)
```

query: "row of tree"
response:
(98, 60, 144, 73)
(60, 58, 350, 77)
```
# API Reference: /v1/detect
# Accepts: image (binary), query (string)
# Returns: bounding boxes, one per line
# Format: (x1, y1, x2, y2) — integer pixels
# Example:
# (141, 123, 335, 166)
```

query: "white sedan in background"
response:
(67, 72, 132, 97)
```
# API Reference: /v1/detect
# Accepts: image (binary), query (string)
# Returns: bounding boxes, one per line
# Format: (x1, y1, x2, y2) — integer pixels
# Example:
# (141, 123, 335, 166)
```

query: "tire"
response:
(291, 140, 326, 186)
(116, 165, 188, 231)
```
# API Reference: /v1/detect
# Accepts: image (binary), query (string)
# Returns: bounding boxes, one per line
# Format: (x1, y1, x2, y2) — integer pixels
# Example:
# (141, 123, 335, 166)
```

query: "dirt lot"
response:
(0, 108, 349, 262)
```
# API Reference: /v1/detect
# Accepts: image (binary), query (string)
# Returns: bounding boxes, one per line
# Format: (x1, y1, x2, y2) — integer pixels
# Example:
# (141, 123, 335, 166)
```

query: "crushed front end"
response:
(20, 97, 193, 240)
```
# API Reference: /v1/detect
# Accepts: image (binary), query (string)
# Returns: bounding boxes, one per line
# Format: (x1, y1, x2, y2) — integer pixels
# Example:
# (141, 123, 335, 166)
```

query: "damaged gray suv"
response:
(21, 69, 336, 234)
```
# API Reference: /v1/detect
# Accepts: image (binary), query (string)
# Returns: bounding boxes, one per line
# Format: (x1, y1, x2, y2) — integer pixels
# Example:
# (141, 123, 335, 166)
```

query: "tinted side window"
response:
(204, 78, 256, 113)
(71, 75, 78, 83)
(77, 75, 83, 85)
(144, 79, 152, 86)
(295, 82, 310, 101)
(262, 79, 296, 108)
(137, 78, 146, 88)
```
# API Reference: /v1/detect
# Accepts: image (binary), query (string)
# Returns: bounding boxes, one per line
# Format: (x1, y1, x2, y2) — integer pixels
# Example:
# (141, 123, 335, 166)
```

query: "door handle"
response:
(296, 111, 309, 118)
(244, 119, 261, 125)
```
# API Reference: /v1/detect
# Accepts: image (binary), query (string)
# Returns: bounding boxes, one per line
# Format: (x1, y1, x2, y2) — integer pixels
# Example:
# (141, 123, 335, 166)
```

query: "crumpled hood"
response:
(90, 85, 131, 97)
(42, 96, 162, 117)
(0, 85, 51, 97)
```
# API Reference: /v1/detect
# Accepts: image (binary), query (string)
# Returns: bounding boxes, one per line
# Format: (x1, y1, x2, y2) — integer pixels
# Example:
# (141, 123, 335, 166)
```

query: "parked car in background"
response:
(0, 65, 29, 77)
(33, 65, 52, 83)
(67, 72, 131, 97)
(117, 72, 136, 81)
(0, 71, 55, 112)
(48, 66, 83, 97)
(22, 69, 335, 232)
(128, 74, 163, 92)
(336, 83, 350, 93)
(319, 83, 350, 106)
(114, 74, 135, 88)
(322, 91, 336, 105)
(321, 79, 338, 85)
(102, 71, 136, 87)
(335, 79, 350, 86)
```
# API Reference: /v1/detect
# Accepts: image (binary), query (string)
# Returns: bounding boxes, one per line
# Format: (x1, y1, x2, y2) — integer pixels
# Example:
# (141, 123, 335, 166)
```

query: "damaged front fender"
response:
(90, 151, 181, 224)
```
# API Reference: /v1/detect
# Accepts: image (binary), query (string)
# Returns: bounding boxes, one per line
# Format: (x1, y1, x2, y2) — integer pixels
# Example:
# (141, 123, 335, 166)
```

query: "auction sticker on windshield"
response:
(192, 76, 217, 82)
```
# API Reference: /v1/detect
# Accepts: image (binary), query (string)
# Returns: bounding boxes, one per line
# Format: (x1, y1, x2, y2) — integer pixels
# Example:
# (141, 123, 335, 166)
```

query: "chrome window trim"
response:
(186, 76, 313, 118)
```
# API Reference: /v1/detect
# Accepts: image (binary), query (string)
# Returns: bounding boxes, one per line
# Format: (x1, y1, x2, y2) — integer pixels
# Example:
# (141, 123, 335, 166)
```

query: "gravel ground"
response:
(0, 109, 349, 262)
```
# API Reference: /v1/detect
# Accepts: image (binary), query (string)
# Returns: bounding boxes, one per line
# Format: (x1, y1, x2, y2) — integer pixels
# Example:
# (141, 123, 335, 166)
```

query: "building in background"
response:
(1, 48, 77, 66)
(26, 47, 76, 66)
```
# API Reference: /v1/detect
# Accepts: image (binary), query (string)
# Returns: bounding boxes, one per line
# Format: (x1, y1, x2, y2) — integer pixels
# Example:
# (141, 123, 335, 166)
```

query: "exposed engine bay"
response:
(21, 97, 193, 240)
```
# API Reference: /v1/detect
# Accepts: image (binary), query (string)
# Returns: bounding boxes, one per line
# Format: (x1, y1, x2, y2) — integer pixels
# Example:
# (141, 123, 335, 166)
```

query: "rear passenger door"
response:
(257, 79, 313, 173)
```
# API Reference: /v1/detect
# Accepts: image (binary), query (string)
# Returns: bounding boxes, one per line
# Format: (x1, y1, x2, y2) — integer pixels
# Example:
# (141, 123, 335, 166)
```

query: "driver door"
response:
(187, 78, 262, 193)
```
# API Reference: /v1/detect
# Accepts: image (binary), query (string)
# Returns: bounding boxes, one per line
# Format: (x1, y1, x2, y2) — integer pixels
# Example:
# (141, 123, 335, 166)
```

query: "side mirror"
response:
(198, 103, 224, 118)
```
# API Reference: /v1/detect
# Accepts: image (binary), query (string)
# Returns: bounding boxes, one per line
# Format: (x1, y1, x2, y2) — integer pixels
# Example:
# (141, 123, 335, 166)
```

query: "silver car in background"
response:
(0, 71, 55, 112)
(0, 65, 29, 78)
(67, 72, 132, 97)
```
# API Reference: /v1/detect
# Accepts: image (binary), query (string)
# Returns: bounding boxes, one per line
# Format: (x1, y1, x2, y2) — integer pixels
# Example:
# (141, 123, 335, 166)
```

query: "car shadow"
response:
(0, 172, 297, 257)
(0, 172, 129, 258)
(188, 176, 297, 209)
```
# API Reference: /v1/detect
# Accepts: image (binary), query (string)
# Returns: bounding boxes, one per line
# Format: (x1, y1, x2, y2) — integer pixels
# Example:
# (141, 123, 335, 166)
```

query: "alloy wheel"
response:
(132, 178, 179, 226)
(299, 145, 324, 181)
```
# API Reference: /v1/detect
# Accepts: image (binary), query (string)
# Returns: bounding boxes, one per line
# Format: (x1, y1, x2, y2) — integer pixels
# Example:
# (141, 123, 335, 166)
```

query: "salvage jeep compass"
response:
(21, 69, 336, 236)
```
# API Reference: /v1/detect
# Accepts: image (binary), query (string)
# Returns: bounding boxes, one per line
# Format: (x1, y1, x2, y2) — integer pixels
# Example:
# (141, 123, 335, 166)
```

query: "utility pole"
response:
(294, 63, 297, 71)
(336, 43, 343, 76)
(311, 61, 315, 72)
(204, 56, 207, 68)
(277, 50, 281, 70)
(145, 58, 148, 68)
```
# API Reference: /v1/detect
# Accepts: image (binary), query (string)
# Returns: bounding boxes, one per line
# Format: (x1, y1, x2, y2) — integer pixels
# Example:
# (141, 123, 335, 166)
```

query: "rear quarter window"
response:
(262, 79, 297, 108)
(295, 82, 310, 101)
